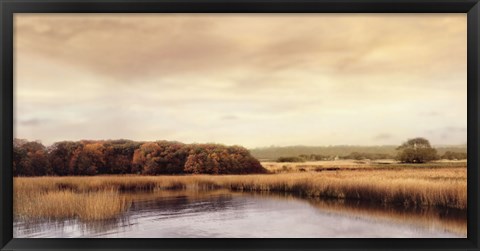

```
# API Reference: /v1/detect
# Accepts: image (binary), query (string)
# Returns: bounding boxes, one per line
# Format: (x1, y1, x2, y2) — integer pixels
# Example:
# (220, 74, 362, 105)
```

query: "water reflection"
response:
(14, 190, 466, 238)
(244, 192, 466, 236)
(14, 217, 133, 238)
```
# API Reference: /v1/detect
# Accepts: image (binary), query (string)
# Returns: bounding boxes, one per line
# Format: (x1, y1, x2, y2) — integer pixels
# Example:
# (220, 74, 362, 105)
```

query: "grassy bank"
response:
(14, 164, 466, 221)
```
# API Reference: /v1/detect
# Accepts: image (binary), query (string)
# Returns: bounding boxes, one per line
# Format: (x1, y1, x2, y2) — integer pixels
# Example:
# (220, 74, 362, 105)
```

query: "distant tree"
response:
(346, 152, 364, 160)
(396, 138, 439, 163)
(298, 154, 329, 161)
(343, 152, 393, 160)
(441, 151, 467, 160)
(276, 156, 305, 163)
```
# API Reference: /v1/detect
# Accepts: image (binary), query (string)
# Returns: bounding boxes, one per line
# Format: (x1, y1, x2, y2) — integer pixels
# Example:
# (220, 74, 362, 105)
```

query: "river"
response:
(13, 190, 466, 238)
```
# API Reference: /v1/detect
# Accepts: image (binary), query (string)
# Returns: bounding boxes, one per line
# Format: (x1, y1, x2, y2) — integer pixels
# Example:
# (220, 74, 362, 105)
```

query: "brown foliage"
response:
(13, 139, 267, 176)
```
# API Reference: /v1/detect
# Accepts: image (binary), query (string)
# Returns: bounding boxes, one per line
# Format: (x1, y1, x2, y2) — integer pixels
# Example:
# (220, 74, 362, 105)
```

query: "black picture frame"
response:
(1, 0, 479, 250)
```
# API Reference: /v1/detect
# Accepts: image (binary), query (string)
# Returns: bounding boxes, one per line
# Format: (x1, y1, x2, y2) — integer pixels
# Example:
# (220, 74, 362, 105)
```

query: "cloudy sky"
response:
(14, 14, 467, 147)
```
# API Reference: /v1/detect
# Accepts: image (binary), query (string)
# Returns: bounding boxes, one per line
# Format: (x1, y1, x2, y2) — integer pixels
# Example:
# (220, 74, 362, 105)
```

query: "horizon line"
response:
(13, 138, 467, 149)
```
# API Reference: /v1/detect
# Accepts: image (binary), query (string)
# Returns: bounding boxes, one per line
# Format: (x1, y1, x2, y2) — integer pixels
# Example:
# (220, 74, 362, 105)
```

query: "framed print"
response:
(1, 0, 479, 250)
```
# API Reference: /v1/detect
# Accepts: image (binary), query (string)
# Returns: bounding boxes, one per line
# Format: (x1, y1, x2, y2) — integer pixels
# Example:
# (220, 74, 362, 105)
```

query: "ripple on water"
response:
(14, 191, 467, 238)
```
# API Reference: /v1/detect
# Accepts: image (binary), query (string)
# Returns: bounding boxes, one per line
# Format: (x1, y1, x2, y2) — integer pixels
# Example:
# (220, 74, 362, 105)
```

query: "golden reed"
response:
(14, 165, 466, 221)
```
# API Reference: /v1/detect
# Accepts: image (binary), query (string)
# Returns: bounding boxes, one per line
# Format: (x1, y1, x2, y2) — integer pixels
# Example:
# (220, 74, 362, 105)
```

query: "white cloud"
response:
(14, 14, 467, 147)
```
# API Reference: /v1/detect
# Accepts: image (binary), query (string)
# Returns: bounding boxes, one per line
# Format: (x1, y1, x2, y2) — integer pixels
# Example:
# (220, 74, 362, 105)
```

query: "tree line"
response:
(13, 139, 267, 176)
(276, 153, 394, 163)
(252, 144, 467, 161)
(275, 138, 467, 163)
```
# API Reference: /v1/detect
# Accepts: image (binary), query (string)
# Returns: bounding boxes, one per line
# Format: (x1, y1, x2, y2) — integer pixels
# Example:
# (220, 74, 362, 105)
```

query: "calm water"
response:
(14, 190, 466, 238)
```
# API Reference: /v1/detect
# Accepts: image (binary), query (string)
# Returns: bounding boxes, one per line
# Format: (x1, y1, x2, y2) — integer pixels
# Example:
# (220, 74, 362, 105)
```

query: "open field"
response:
(263, 160, 467, 173)
(14, 161, 467, 221)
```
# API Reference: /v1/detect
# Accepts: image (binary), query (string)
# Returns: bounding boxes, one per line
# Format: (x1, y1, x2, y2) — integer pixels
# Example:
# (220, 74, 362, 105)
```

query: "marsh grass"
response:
(14, 165, 467, 221)
(14, 189, 130, 221)
(262, 161, 467, 173)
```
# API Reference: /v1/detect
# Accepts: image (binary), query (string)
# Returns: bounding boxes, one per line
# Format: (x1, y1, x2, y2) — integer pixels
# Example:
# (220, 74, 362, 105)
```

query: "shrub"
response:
(441, 151, 467, 160)
(276, 156, 305, 163)
(396, 138, 439, 163)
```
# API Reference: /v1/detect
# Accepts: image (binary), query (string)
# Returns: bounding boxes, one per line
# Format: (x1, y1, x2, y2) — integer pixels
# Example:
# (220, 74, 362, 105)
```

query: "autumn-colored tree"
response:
(69, 142, 106, 175)
(104, 140, 140, 174)
(13, 143, 28, 176)
(48, 141, 82, 176)
(132, 142, 161, 174)
(184, 152, 207, 174)
(183, 144, 266, 174)
(13, 139, 267, 176)
(13, 139, 50, 176)
(132, 141, 188, 175)
(28, 150, 51, 176)
(154, 141, 189, 174)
